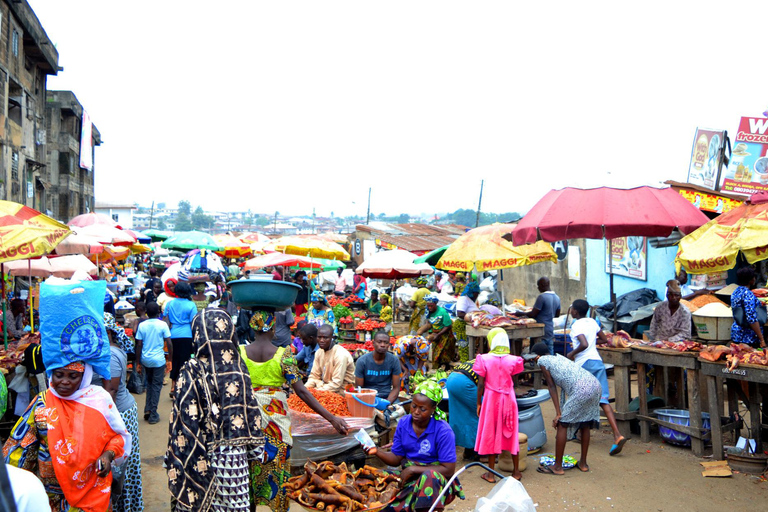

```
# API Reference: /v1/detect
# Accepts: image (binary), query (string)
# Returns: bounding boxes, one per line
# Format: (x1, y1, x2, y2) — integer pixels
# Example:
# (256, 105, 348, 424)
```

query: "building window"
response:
(112, 214, 119, 222)
(12, 30, 18, 57)
(11, 151, 18, 180)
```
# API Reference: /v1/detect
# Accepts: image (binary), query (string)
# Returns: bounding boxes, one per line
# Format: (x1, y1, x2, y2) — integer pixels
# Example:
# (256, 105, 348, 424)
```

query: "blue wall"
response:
(585, 239, 678, 307)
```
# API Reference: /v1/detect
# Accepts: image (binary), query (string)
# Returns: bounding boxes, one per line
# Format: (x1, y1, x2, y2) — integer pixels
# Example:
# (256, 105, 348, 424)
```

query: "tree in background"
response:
(192, 206, 214, 230)
(442, 208, 521, 228)
(398, 213, 410, 223)
(175, 200, 193, 231)
(158, 218, 167, 230)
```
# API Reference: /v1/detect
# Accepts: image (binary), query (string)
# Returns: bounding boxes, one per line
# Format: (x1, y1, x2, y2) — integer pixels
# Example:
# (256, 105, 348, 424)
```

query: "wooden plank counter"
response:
(699, 359, 768, 460)
(631, 345, 707, 456)
(597, 346, 635, 438)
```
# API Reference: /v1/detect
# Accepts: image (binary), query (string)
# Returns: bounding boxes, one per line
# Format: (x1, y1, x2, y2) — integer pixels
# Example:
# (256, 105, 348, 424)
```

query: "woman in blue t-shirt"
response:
(164, 281, 199, 397)
(362, 381, 465, 512)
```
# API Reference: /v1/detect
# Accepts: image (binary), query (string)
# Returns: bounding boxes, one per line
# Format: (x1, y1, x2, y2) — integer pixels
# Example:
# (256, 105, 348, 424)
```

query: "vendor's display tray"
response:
(631, 345, 701, 358)
(290, 497, 396, 512)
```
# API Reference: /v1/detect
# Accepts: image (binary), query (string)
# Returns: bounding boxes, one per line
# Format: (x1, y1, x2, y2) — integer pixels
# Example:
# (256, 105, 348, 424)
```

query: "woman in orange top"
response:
(3, 361, 131, 512)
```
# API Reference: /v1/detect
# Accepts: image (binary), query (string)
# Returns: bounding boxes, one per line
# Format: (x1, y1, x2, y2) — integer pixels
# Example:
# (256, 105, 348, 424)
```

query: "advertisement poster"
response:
(605, 237, 647, 281)
(79, 110, 93, 171)
(687, 128, 726, 190)
(721, 116, 768, 195)
(677, 189, 742, 214)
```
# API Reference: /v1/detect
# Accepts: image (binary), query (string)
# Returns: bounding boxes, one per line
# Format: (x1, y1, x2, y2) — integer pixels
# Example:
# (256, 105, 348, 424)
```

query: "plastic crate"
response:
(655, 408, 711, 446)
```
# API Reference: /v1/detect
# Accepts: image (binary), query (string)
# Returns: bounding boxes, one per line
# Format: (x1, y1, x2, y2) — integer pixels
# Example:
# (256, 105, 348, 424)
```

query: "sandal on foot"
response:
(609, 437, 627, 456)
(537, 466, 564, 476)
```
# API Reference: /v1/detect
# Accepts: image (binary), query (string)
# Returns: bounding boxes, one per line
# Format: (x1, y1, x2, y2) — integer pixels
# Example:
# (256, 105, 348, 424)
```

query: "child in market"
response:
(567, 299, 627, 455)
(473, 328, 525, 482)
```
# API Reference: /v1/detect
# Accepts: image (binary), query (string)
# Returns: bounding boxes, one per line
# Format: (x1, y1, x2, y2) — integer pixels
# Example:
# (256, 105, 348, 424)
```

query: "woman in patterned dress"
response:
(239, 308, 349, 512)
(529, 342, 601, 476)
(165, 309, 266, 512)
(394, 335, 431, 390)
(304, 291, 337, 334)
(730, 267, 767, 347)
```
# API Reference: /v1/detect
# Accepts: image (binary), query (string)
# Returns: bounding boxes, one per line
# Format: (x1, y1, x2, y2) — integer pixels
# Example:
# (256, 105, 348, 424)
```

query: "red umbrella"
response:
(67, 212, 120, 229)
(243, 252, 324, 272)
(506, 186, 709, 331)
(509, 186, 709, 245)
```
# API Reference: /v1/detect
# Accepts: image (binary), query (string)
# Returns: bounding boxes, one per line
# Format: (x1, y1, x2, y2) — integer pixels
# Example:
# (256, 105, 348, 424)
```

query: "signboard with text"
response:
(721, 117, 768, 195)
(605, 236, 647, 281)
(687, 127, 726, 190)
(677, 189, 742, 214)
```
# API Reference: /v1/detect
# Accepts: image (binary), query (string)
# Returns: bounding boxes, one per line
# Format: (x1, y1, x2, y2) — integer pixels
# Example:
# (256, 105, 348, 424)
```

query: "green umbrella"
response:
(284, 258, 346, 272)
(414, 245, 449, 266)
(161, 230, 219, 251)
(142, 229, 172, 242)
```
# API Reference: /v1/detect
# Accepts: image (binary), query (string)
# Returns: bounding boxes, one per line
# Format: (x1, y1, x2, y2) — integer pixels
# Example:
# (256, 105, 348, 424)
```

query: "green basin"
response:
(229, 278, 301, 310)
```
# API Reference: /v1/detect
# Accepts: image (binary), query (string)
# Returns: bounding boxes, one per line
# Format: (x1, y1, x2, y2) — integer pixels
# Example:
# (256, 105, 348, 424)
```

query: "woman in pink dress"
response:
(473, 327, 524, 482)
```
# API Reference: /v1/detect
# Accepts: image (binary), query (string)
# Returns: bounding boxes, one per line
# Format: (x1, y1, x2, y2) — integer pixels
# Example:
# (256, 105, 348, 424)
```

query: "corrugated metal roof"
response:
(356, 223, 466, 252)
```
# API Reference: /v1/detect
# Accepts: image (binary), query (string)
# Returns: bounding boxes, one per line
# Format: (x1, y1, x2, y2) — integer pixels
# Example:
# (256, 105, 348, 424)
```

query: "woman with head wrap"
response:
(305, 291, 337, 334)
(453, 272, 467, 297)
(103, 313, 144, 512)
(165, 309, 266, 512)
(362, 380, 465, 512)
(157, 276, 178, 313)
(394, 335, 431, 390)
(408, 277, 432, 335)
(453, 282, 481, 363)
(3, 361, 131, 511)
(417, 293, 456, 368)
(473, 328, 525, 482)
(239, 307, 349, 512)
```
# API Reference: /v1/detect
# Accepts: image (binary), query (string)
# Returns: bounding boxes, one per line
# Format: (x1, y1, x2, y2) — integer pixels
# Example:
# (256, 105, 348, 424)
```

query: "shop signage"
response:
(605, 236, 647, 281)
(551, 240, 568, 261)
(677, 189, 742, 214)
(687, 128, 726, 190)
(721, 117, 768, 195)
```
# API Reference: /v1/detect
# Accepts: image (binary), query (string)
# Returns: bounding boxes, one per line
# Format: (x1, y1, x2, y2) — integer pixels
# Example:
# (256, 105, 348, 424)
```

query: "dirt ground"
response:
(139, 371, 768, 512)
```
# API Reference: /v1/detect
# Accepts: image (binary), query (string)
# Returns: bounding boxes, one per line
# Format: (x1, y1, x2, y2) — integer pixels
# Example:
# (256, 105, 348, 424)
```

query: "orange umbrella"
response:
(213, 234, 252, 258)
(265, 236, 350, 260)
(50, 254, 99, 278)
(240, 232, 271, 243)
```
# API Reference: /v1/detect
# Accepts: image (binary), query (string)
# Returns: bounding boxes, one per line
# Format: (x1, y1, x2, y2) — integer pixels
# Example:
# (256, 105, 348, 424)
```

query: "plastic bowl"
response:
(229, 279, 301, 310)
(654, 408, 711, 447)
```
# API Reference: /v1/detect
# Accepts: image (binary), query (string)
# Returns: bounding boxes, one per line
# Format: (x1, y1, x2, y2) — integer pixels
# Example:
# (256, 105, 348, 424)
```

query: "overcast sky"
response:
(28, 1, 768, 219)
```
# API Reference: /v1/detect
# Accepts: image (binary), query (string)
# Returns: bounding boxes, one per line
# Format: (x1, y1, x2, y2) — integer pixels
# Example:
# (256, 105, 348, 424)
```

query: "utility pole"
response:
(149, 201, 155, 229)
(312, 207, 316, 234)
(475, 180, 484, 227)
(274, 211, 278, 234)
(366, 187, 371, 225)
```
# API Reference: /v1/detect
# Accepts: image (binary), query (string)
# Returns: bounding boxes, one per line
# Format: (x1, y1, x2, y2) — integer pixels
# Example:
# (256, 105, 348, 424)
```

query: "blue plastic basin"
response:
(654, 408, 711, 447)
(229, 279, 301, 309)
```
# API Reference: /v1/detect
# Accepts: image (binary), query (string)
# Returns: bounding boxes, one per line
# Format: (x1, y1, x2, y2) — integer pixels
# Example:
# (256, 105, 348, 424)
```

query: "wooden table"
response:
(466, 323, 545, 387)
(631, 346, 707, 456)
(597, 346, 635, 438)
(700, 359, 768, 460)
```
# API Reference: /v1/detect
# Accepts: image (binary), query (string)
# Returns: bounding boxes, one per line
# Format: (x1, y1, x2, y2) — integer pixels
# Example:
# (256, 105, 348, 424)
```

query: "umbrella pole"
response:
(29, 259, 34, 334)
(499, 268, 505, 307)
(2, 263, 6, 349)
(609, 239, 617, 334)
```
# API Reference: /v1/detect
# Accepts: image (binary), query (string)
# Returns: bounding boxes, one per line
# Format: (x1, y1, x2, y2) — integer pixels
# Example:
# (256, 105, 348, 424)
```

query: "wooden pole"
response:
(475, 180, 484, 228)
(366, 187, 371, 225)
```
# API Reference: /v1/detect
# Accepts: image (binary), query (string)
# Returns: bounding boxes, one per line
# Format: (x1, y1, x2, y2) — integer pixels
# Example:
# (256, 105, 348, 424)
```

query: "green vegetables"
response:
(332, 304, 352, 319)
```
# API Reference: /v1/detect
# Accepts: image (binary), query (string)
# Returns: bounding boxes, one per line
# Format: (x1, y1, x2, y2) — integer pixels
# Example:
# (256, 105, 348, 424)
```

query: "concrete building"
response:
(45, 90, 101, 221)
(0, 1, 59, 210)
(94, 201, 136, 229)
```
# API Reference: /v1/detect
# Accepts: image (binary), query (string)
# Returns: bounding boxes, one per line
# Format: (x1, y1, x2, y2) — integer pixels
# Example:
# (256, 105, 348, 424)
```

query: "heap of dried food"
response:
(285, 460, 401, 512)
(287, 389, 351, 416)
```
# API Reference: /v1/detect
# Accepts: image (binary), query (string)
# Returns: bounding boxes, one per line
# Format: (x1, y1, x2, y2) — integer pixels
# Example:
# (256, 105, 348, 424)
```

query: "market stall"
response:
(597, 346, 635, 439)
(632, 344, 707, 456)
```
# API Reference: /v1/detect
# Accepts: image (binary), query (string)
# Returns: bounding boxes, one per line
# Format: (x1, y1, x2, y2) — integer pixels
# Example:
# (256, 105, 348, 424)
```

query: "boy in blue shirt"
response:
(135, 301, 171, 424)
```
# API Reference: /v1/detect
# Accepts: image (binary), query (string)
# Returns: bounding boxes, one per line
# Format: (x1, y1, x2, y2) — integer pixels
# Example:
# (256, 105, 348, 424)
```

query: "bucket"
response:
(654, 408, 711, 447)
(345, 388, 377, 418)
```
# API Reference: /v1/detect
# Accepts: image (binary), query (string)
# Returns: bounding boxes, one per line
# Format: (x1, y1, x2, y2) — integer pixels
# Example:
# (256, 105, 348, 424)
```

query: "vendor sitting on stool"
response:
(305, 324, 355, 394)
(354, 330, 401, 405)
(362, 381, 465, 512)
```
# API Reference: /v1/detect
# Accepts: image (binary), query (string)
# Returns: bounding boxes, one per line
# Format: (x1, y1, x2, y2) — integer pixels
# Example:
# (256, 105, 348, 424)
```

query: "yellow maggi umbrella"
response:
(436, 223, 557, 272)
(676, 193, 768, 274)
(0, 200, 71, 263)
(265, 236, 350, 261)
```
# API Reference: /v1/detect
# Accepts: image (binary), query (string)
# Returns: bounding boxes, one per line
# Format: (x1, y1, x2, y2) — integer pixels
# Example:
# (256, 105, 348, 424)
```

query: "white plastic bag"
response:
(475, 477, 536, 512)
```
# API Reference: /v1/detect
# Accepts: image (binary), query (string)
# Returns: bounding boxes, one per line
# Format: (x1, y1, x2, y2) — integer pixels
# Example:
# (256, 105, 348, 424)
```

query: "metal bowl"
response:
(229, 278, 301, 310)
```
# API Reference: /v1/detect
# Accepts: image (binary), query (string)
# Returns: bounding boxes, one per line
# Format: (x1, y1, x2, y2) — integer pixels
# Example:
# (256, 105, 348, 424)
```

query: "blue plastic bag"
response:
(40, 280, 111, 379)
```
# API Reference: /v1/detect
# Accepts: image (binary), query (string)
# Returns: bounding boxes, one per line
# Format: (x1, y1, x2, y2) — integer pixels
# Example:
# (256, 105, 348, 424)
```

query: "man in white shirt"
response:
(3, 463, 49, 511)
